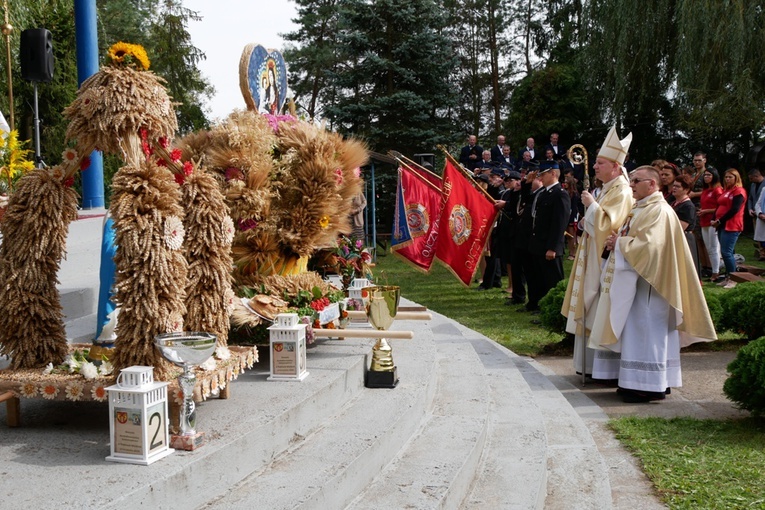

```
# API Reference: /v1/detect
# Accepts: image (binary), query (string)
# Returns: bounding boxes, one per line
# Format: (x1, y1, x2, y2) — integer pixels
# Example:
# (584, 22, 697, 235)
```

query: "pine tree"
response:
(325, 0, 458, 156)
(282, 0, 346, 119)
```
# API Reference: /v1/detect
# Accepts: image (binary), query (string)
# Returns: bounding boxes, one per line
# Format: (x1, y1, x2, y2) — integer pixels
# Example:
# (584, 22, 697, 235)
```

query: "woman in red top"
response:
(711, 168, 747, 288)
(698, 168, 723, 281)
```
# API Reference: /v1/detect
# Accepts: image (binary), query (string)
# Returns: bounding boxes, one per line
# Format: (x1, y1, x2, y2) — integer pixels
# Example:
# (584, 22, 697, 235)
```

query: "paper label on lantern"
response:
(146, 402, 167, 455)
(114, 407, 144, 455)
(272, 342, 297, 376)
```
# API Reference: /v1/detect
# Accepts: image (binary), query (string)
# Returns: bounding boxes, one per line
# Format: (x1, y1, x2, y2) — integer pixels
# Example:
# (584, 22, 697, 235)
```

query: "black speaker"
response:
(20, 28, 54, 82)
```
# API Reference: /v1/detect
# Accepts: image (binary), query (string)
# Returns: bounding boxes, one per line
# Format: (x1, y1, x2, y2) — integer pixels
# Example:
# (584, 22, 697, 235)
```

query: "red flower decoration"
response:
(142, 141, 153, 157)
(80, 156, 91, 171)
(140, 128, 148, 142)
(238, 218, 259, 231)
(63, 177, 75, 188)
(335, 168, 344, 186)
(174, 173, 185, 185)
(156, 158, 167, 167)
(225, 167, 245, 181)
(171, 148, 182, 162)
(183, 161, 193, 175)
(158, 136, 169, 148)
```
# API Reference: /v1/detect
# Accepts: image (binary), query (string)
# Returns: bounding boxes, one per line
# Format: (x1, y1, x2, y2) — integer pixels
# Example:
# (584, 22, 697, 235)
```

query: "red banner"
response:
(434, 160, 498, 286)
(391, 165, 444, 271)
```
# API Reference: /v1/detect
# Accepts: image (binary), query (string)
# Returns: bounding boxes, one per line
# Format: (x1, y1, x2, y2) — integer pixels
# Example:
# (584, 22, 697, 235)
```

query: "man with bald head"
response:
(591, 166, 716, 402)
(459, 135, 483, 171)
(562, 126, 634, 380)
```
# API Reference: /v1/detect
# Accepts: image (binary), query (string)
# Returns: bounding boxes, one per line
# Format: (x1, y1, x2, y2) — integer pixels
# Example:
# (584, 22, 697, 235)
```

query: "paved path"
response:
(534, 350, 748, 421)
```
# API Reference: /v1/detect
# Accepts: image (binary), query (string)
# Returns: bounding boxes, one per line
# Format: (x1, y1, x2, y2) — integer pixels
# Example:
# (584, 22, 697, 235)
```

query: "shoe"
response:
(712, 276, 726, 283)
(716, 278, 728, 286)
(723, 281, 737, 289)
(567, 255, 575, 260)
(618, 387, 666, 403)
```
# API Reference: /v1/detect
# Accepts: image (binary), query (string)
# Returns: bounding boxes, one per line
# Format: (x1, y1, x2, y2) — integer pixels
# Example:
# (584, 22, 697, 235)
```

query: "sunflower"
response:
(107, 41, 151, 71)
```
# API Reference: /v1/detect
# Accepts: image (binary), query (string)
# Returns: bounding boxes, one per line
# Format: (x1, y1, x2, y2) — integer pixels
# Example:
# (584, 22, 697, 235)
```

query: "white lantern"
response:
(267, 313, 308, 381)
(105, 366, 173, 465)
(349, 278, 373, 304)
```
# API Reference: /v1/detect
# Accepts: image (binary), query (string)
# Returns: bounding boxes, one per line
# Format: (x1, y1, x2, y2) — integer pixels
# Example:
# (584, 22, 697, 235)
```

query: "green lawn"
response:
(610, 417, 765, 509)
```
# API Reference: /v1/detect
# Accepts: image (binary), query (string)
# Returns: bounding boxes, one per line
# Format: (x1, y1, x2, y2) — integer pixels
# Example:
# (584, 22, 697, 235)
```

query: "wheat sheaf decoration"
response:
(0, 168, 79, 369)
(181, 109, 369, 282)
(109, 160, 187, 381)
(63, 42, 177, 166)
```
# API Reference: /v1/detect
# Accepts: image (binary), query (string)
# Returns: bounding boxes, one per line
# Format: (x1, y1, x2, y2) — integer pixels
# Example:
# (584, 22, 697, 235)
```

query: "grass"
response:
(610, 417, 765, 509)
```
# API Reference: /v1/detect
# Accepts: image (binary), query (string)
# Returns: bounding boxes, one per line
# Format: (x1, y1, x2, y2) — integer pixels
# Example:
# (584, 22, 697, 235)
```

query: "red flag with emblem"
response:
(434, 160, 498, 286)
(391, 164, 444, 271)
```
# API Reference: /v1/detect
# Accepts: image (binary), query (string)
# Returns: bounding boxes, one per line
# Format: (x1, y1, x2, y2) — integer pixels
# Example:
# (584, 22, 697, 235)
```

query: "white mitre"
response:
(598, 125, 632, 165)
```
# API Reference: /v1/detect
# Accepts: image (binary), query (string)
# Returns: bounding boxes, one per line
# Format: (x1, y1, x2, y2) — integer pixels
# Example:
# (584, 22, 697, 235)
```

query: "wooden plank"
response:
(729, 271, 765, 283)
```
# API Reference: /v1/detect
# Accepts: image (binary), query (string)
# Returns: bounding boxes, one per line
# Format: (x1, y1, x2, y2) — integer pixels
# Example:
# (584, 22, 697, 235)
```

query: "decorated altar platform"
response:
(0, 344, 258, 430)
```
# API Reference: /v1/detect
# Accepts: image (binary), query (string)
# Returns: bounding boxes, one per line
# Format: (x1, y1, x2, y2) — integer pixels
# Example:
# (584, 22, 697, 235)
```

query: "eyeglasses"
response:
(630, 177, 652, 184)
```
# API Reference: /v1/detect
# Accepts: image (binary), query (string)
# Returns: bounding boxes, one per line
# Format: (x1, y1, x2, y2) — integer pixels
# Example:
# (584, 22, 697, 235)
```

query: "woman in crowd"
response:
(712, 168, 747, 288)
(698, 168, 723, 281)
(653, 159, 679, 204)
(671, 176, 699, 277)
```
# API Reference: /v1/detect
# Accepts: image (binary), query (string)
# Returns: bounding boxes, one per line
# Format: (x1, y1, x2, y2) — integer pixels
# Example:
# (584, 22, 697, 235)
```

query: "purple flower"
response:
(238, 218, 259, 231)
(355, 239, 363, 250)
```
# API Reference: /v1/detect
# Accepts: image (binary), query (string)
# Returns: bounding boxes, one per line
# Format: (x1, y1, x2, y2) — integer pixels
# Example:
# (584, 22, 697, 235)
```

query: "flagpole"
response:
(436, 145, 496, 203)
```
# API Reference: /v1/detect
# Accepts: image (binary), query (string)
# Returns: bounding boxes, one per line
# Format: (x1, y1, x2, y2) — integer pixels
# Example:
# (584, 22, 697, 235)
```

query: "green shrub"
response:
(718, 281, 765, 339)
(723, 336, 765, 417)
(702, 287, 723, 332)
(539, 278, 568, 335)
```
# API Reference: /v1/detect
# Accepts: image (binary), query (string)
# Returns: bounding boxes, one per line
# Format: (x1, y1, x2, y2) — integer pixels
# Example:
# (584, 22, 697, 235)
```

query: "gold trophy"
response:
(364, 285, 400, 388)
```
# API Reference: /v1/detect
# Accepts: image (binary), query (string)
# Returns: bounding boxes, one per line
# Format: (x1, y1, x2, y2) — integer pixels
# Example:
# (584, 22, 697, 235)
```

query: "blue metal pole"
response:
(74, 0, 104, 209)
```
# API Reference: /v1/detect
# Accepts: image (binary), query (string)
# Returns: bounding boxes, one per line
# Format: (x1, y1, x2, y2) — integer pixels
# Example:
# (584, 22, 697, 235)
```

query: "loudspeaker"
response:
(20, 28, 54, 82)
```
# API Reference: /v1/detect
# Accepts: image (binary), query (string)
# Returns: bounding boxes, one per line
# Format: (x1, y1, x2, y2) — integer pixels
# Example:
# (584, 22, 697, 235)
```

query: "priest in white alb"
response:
(590, 165, 717, 402)
(562, 126, 634, 378)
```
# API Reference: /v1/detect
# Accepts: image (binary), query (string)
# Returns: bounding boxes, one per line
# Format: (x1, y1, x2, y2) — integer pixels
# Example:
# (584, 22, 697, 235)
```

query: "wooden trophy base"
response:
(170, 432, 206, 451)
(365, 367, 399, 389)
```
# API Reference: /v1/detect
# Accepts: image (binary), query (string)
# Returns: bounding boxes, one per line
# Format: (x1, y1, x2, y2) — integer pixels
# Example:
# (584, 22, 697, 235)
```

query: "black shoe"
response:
(492, 283, 502, 289)
(712, 276, 727, 283)
(618, 387, 666, 403)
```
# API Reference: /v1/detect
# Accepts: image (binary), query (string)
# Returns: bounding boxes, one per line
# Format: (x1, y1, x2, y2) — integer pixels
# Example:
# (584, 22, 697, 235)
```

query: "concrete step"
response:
(58, 215, 103, 325)
(201, 318, 439, 510)
(64, 312, 98, 343)
(347, 337, 489, 509)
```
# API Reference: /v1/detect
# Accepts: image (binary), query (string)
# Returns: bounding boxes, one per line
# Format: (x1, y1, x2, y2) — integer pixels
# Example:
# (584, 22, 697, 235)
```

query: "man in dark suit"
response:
(509, 165, 542, 308)
(490, 134, 507, 162)
(517, 137, 536, 162)
(526, 161, 571, 312)
(498, 145, 515, 172)
(544, 132, 566, 161)
(459, 135, 483, 171)
(474, 150, 496, 175)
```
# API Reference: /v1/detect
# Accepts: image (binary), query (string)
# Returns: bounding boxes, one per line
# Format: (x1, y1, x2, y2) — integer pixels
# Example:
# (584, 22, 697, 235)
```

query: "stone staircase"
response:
(0, 212, 621, 509)
(0, 302, 616, 509)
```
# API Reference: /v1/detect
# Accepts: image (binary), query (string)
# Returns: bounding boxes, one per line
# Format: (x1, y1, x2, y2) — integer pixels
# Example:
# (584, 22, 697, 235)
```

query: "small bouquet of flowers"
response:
(333, 235, 373, 289)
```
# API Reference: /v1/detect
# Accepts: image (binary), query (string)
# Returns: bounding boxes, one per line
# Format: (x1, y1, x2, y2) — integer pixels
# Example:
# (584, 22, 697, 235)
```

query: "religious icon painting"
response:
(239, 43, 289, 114)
